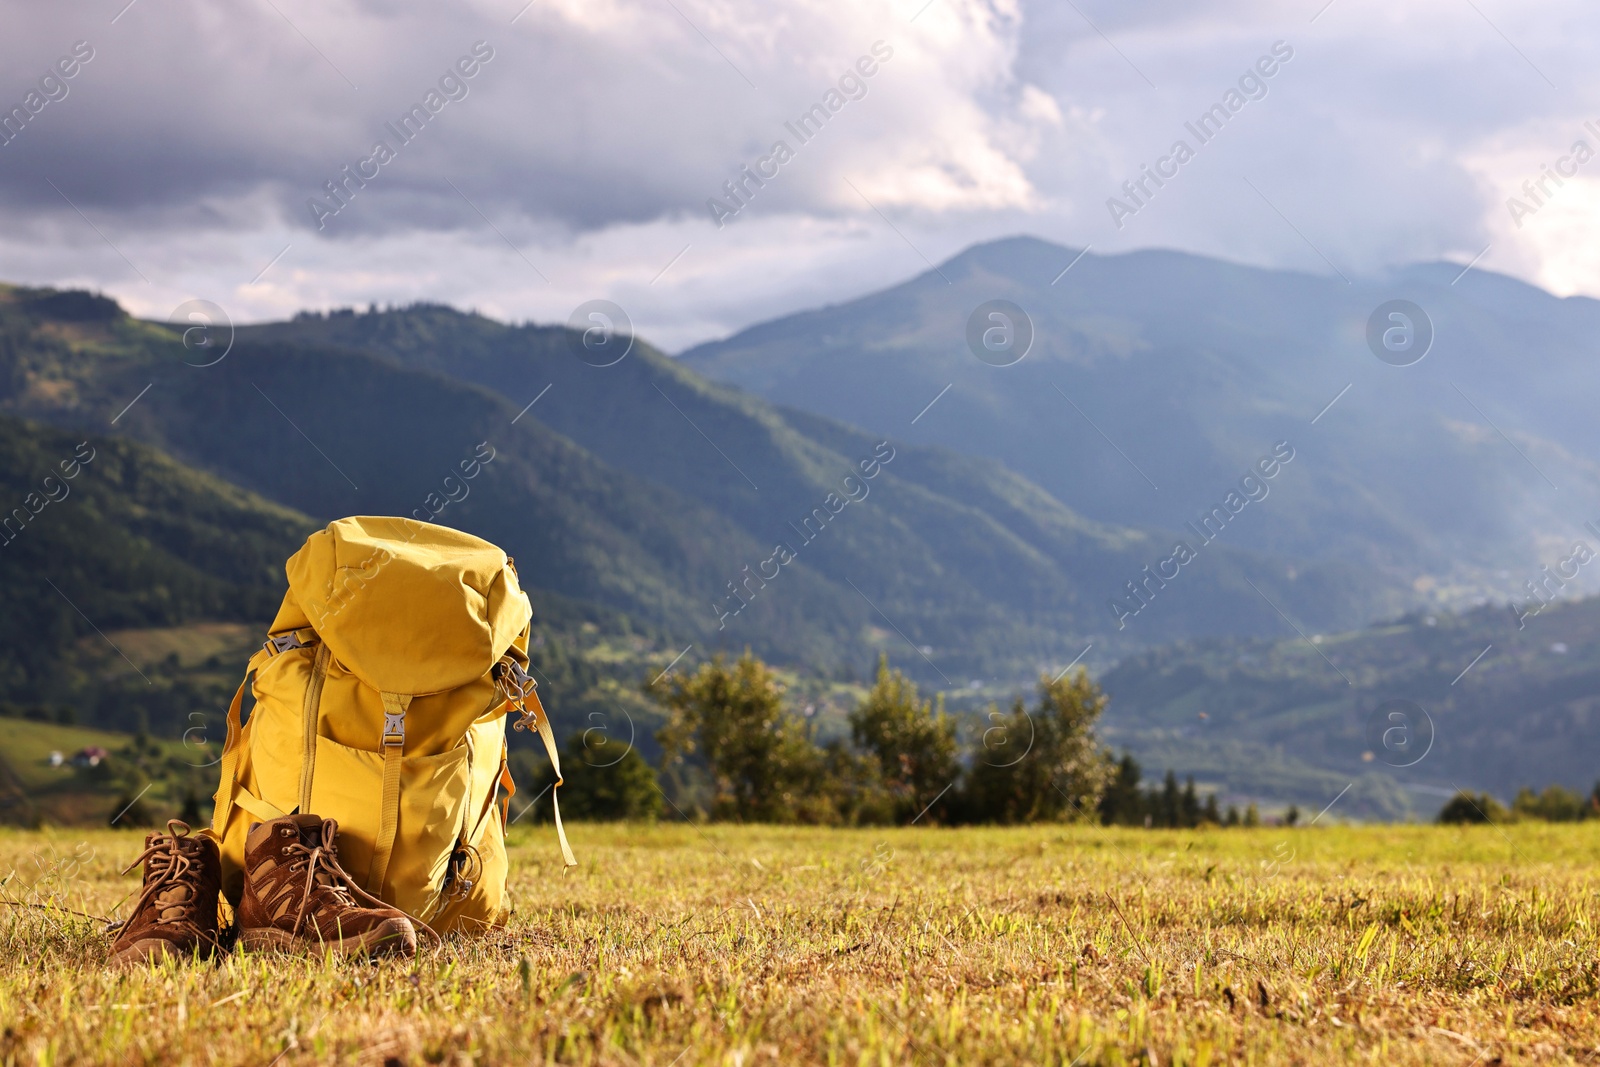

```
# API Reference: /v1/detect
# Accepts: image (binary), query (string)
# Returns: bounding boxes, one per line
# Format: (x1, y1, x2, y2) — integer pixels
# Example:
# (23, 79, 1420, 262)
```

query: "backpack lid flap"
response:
(286, 516, 531, 696)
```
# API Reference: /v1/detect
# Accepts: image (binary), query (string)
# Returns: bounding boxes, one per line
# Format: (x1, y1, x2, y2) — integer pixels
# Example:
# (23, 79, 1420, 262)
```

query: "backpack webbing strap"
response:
(463, 740, 511, 854)
(212, 648, 272, 836)
(497, 741, 515, 827)
(524, 687, 577, 868)
(296, 644, 330, 814)
(233, 787, 287, 823)
(366, 691, 412, 898)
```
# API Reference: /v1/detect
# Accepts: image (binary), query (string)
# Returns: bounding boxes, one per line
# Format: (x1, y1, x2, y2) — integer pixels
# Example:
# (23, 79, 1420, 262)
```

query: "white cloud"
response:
(0, 0, 1597, 347)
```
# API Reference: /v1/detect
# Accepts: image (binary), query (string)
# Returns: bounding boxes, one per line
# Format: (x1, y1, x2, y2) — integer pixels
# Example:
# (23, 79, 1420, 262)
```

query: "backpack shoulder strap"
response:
(211, 647, 273, 835)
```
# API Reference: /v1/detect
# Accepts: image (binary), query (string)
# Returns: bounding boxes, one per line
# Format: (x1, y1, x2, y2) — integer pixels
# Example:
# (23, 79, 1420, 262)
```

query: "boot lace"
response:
(283, 818, 365, 936)
(122, 820, 205, 928)
(277, 818, 442, 946)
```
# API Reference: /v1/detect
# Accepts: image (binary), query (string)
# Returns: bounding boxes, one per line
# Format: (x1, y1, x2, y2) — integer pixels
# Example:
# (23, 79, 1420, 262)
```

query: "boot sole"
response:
(109, 938, 216, 967)
(237, 917, 417, 959)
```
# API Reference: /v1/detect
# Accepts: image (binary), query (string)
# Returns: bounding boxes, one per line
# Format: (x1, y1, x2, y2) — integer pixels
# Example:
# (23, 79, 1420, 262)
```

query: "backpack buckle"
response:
(495, 658, 535, 700)
(506, 661, 534, 696)
(264, 631, 311, 655)
(382, 711, 406, 747)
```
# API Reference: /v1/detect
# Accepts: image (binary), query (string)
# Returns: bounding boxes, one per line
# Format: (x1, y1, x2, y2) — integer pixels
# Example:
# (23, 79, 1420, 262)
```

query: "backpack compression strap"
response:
(366, 691, 412, 897)
(509, 682, 576, 868)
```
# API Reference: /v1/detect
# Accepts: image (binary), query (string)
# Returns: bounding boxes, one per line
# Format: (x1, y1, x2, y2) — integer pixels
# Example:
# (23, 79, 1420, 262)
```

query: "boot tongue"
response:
(246, 813, 327, 852)
(291, 814, 330, 848)
(293, 818, 356, 901)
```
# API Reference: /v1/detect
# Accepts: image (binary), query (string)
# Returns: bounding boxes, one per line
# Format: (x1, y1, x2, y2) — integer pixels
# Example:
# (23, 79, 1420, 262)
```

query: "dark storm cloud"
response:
(0, 0, 1594, 350)
(0, 0, 741, 236)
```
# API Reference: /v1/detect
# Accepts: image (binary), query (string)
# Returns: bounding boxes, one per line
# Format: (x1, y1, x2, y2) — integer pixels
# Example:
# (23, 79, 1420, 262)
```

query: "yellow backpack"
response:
(209, 516, 575, 934)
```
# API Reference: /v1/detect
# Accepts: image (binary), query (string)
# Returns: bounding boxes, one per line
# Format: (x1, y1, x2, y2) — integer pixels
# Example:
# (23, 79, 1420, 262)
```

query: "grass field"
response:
(1, 821, 1597, 1065)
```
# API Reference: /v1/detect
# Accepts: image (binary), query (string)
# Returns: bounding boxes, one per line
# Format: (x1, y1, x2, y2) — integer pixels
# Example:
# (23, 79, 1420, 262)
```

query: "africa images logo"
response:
(1110, 441, 1295, 629)
(713, 441, 896, 629)
(965, 300, 1034, 367)
(1106, 41, 1294, 230)
(308, 42, 495, 230)
(0, 40, 94, 149)
(705, 41, 894, 227)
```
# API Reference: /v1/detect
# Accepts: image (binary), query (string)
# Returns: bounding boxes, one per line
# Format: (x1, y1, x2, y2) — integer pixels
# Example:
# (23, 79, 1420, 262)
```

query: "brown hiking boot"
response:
(110, 820, 222, 967)
(237, 814, 418, 958)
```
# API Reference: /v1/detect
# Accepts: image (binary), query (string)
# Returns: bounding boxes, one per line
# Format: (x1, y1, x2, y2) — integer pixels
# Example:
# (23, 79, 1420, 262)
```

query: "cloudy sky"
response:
(0, 0, 1593, 349)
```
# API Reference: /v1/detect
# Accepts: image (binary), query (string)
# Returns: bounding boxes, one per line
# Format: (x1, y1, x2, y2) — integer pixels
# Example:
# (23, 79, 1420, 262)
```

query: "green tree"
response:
(959, 669, 1111, 825)
(1099, 752, 1145, 826)
(1438, 791, 1507, 824)
(849, 654, 958, 824)
(1156, 770, 1181, 828)
(816, 740, 897, 826)
(651, 651, 822, 823)
(1180, 776, 1201, 829)
(1511, 785, 1584, 822)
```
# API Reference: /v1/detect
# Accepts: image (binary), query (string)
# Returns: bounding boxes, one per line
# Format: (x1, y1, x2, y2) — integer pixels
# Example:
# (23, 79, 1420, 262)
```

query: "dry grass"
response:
(0, 820, 1597, 1065)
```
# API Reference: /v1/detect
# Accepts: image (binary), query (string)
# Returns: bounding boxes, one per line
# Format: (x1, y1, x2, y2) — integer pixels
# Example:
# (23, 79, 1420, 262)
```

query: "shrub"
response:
(1437, 791, 1508, 824)
(513, 733, 662, 822)
(564, 733, 662, 821)
(109, 788, 154, 829)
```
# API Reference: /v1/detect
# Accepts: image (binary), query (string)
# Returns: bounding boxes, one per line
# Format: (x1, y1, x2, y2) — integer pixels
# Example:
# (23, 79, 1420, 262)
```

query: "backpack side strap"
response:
(520, 686, 577, 868)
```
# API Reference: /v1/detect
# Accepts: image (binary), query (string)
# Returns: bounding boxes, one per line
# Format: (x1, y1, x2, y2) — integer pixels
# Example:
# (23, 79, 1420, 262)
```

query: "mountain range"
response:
(681, 237, 1600, 623)
(2, 234, 1596, 811)
(0, 280, 1379, 693)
